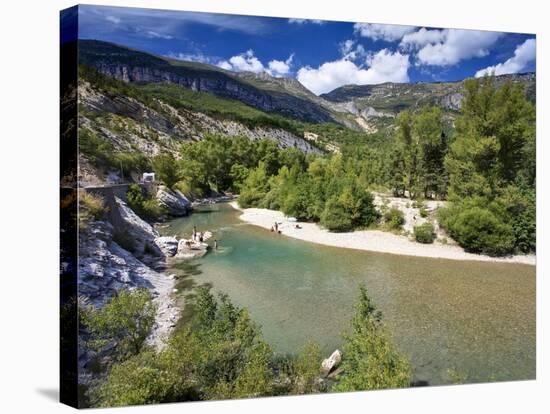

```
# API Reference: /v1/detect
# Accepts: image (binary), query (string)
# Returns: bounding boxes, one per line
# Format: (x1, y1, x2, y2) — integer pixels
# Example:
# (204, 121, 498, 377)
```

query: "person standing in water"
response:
(214, 239, 218, 250)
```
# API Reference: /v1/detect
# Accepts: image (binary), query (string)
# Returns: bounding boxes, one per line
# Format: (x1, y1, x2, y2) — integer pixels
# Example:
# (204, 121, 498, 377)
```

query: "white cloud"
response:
(400, 27, 446, 50)
(288, 18, 324, 25)
(403, 28, 502, 66)
(145, 31, 173, 40)
(297, 49, 410, 95)
(217, 60, 233, 71)
(268, 54, 294, 77)
(354, 23, 416, 42)
(475, 38, 536, 77)
(166, 52, 217, 64)
(216, 50, 294, 77)
(226, 50, 265, 73)
(339, 40, 366, 61)
(105, 15, 121, 24)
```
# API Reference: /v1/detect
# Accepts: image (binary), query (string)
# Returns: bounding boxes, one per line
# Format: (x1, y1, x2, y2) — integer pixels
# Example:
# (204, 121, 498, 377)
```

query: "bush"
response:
(414, 222, 435, 244)
(320, 196, 353, 232)
(419, 206, 428, 218)
(440, 206, 514, 255)
(127, 184, 166, 221)
(384, 208, 405, 230)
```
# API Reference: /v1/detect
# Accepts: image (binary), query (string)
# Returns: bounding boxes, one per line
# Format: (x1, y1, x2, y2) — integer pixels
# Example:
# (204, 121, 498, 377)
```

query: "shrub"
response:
(414, 223, 435, 244)
(419, 206, 428, 218)
(384, 208, 405, 230)
(440, 206, 514, 255)
(320, 196, 353, 232)
(127, 184, 166, 221)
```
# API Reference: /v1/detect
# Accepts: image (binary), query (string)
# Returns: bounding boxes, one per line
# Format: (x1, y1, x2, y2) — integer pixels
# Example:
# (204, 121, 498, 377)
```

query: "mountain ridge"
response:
(78, 40, 536, 132)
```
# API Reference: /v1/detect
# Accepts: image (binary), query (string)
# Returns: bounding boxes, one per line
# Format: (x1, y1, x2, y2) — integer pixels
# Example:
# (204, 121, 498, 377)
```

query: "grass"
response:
(78, 191, 107, 230)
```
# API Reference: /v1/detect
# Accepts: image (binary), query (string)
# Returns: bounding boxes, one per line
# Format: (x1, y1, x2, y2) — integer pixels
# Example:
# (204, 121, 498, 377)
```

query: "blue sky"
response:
(74, 5, 536, 95)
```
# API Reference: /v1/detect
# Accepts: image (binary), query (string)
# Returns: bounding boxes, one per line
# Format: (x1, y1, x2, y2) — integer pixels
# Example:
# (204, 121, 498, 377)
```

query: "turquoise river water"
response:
(159, 202, 535, 386)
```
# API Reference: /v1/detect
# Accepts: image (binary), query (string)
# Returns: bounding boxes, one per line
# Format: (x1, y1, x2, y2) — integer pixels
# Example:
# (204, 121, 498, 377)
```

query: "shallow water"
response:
(161, 203, 536, 386)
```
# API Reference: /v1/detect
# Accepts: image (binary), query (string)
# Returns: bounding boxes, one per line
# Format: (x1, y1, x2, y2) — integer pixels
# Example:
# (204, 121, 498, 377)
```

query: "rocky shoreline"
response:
(77, 187, 218, 383)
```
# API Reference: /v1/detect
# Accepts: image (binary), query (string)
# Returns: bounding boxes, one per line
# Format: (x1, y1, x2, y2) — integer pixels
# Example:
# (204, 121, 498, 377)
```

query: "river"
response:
(159, 202, 535, 386)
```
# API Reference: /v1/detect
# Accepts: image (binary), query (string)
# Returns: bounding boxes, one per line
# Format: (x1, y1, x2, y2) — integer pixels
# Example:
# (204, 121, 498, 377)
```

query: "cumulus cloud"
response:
(401, 28, 502, 66)
(354, 23, 416, 42)
(400, 27, 446, 50)
(216, 50, 294, 77)
(297, 49, 410, 95)
(475, 38, 536, 77)
(268, 54, 294, 77)
(288, 18, 324, 25)
(221, 50, 265, 73)
(217, 60, 233, 71)
(339, 40, 366, 61)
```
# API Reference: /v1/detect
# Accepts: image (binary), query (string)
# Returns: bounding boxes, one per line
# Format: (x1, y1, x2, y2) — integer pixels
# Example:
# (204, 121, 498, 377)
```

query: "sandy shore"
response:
(229, 202, 535, 266)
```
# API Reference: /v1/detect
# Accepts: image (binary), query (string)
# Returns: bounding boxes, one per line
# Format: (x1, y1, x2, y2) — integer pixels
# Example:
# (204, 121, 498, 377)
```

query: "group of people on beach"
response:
(191, 225, 218, 250)
(192, 225, 204, 243)
(270, 222, 281, 234)
(269, 221, 302, 234)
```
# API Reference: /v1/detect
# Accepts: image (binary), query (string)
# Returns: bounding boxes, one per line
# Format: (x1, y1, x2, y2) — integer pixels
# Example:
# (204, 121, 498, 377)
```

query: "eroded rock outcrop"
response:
(156, 187, 191, 217)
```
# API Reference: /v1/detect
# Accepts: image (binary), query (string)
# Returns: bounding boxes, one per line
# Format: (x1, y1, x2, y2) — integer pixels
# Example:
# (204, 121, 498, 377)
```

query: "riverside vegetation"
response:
(81, 284, 410, 406)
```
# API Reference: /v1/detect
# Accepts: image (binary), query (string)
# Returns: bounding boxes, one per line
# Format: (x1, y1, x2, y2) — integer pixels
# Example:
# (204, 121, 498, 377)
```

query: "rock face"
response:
(79, 40, 334, 124)
(115, 196, 161, 256)
(154, 236, 179, 257)
(156, 187, 191, 217)
(78, 202, 180, 383)
(321, 349, 342, 376)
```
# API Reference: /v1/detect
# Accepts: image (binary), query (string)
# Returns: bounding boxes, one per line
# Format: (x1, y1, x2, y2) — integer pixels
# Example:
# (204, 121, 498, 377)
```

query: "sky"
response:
(73, 5, 536, 96)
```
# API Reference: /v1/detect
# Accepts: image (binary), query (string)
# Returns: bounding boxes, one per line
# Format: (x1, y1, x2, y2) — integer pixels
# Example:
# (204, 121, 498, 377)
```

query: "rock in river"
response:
(321, 349, 342, 376)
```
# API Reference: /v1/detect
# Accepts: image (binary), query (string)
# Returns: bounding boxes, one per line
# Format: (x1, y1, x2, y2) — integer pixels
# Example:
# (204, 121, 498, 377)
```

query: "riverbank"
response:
(230, 202, 535, 265)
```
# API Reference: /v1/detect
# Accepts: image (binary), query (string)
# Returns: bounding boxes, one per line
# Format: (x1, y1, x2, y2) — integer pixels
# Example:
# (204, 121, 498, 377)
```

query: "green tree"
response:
(238, 162, 270, 208)
(413, 106, 447, 198)
(152, 153, 180, 189)
(82, 288, 157, 361)
(333, 285, 411, 392)
(445, 77, 535, 199)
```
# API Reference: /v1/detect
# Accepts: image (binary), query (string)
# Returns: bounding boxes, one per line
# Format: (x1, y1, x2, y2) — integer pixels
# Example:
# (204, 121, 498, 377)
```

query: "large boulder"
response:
(156, 187, 191, 216)
(154, 236, 179, 257)
(321, 349, 342, 376)
(176, 239, 209, 260)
